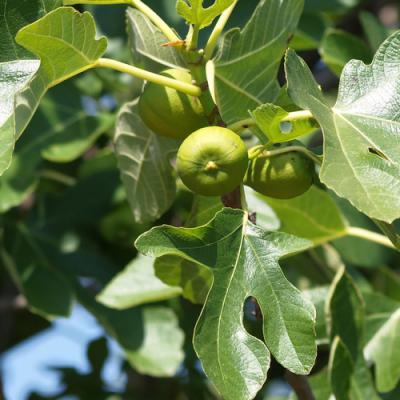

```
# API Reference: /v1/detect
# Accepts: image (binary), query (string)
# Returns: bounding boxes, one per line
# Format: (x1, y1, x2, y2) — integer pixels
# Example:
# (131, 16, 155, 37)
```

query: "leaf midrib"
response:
(215, 212, 248, 397)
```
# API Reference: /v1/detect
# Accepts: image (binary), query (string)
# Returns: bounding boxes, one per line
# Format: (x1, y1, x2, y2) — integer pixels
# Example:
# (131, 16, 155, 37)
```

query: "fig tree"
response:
(245, 151, 314, 199)
(138, 68, 207, 139)
(177, 127, 248, 197)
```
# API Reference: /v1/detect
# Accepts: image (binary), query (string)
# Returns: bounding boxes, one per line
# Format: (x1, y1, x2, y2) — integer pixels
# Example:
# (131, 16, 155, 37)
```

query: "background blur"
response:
(1, 0, 400, 399)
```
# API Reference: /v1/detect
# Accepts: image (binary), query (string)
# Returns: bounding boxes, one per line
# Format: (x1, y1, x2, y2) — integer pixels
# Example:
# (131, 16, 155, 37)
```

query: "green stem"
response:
(309, 226, 396, 251)
(204, 0, 238, 60)
(95, 58, 201, 96)
(346, 226, 396, 250)
(185, 53, 220, 124)
(373, 220, 400, 251)
(128, 0, 180, 43)
(228, 110, 317, 133)
(283, 110, 314, 123)
(39, 170, 77, 187)
(240, 185, 248, 213)
(64, 1, 179, 43)
(188, 25, 200, 51)
(262, 146, 322, 165)
(228, 118, 256, 133)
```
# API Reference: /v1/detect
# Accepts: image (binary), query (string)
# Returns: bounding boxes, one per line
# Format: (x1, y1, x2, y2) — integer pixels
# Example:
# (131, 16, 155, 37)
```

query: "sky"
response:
(0, 305, 125, 400)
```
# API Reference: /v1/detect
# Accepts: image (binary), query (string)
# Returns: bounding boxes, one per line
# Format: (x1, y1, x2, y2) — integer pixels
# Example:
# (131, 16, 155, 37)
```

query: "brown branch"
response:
(285, 371, 316, 400)
(221, 186, 242, 209)
(0, 295, 27, 312)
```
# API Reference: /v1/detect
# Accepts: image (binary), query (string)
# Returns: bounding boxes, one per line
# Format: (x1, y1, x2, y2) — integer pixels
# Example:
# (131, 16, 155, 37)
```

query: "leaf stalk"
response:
(95, 58, 202, 96)
(128, 0, 180, 42)
(373, 220, 400, 251)
(204, 0, 238, 60)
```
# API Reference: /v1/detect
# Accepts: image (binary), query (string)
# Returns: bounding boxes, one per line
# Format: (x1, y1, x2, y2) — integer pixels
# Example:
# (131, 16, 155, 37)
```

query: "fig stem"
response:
(187, 25, 200, 51)
(95, 58, 202, 97)
(228, 110, 317, 134)
(204, 0, 238, 60)
(228, 118, 256, 133)
(263, 146, 322, 165)
(307, 226, 396, 250)
(129, 0, 180, 43)
(283, 110, 314, 122)
(63, 0, 180, 43)
(204, 161, 218, 171)
(346, 226, 396, 250)
(373, 220, 400, 251)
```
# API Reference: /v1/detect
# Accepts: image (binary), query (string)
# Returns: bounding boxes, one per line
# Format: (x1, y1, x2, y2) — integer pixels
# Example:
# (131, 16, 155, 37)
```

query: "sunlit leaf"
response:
(137, 208, 316, 400)
(286, 32, 400, 222)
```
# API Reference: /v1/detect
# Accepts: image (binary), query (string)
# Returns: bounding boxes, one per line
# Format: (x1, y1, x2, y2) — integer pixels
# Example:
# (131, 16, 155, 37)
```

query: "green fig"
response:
(245, 151, 314, 199)
(138, 68, 207, 139)
(177, 127, 248, 197)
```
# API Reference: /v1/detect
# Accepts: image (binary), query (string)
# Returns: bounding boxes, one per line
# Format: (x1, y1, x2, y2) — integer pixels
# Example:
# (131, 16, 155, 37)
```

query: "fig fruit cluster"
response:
(139, 68, 314, 199)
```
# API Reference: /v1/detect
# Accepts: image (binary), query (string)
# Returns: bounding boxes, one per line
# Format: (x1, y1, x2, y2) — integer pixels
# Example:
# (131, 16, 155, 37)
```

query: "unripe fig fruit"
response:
(138, 68, 207, 139)
(244, 151, 314, 199)
(177, 127, 248, 197)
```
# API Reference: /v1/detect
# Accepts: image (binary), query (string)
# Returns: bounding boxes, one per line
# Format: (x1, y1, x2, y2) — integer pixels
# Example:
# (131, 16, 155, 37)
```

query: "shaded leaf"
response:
(265, 186, 347, 244)
(326, 267, 364, 359)
(291, 13, 326, 51)
(364, 307, 400, 392)
(114, 100, 178, 223)
(154, 255, 212, 304)
(76, 283, 185, 377)
(0, 224, 74, 318)
(329, 336, 354, 400)
(304, 286, 329, 343)
(126, 8, 186, 73)
(333, 196, 396, 268)
(359, 11, 390, 53)
(97, 254, 182, 309)
(320, 29, 372, 76)
(0, 0, 61, 62)
(0, 81, 113, 212)
(350, 357, 381, 400)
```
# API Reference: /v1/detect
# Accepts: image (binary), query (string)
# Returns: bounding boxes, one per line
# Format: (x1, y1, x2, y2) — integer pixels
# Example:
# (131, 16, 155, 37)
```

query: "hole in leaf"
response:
(202, 0, 215, 7)
(243, 297, 263, 338)
(280, 121, 293, 134)
(368, 147, 389, 161)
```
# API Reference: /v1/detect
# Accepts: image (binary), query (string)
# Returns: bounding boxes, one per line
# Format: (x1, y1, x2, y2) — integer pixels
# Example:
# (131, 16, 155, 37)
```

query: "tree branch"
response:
(285, 371, 316, 400)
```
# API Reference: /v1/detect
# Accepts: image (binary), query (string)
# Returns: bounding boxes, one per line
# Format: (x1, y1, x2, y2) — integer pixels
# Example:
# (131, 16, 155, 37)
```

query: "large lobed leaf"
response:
(114, 100, 178, 223)
(0, 6, 107, 176)
(286, 32, 400, 223)
(136, 208, 317, 400)
(0, 0, 62, 176)
(16, 7, 107, 87)
(213, 0, 304, 125)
